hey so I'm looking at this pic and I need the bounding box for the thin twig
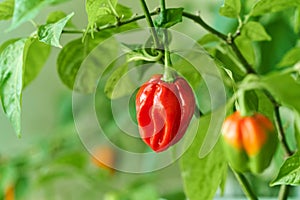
[62,10,159,34]
[262,90,293,156]
[182,11,227,40]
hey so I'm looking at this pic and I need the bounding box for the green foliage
[278,47,300,67]
[104,63,136,99]
[180,111,227,200]
[38,12,74,48]
[85,0,118,36]
[294,111,300,150]
[8,0,70,30]
[0,37,50,136]
[46,10,75,27]
[219,0,241,18]
[0,39,26,136]
[257,16,298,74]
[0,0,14,21]
[295,7,300,33]
[251,0,300,16]
[271,151,300,186]
[56,32,116,93]
[23,37,51,87]
[235,36,256,65]
[262,72,300,113]
[154,8,184,28]
[241,21,271,42]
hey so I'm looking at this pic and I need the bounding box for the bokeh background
[0,0,299,199]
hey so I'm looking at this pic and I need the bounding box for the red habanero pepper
[136,74,196,152]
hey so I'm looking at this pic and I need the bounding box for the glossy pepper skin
[136,74,196,152]
[221,111,278,173]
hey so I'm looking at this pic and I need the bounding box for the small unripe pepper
[221,111,278,173]
[136,74,196,152]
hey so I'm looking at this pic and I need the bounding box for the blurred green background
[0,0,299,199]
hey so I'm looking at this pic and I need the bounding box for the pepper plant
[1,0,300,199]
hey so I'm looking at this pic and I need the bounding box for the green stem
[163,44,175,82]
[62,10,159,34]
[273,102,293,156]
[160,0,166,12]
[108,0,119,19]
[232,170,259,200]
[278,185,290,200]
[182,11,227,40]
[160,0,175,82]
[139,0,161,48]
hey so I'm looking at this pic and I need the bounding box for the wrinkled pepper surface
[221,111,278,173]
[136,74,196,152]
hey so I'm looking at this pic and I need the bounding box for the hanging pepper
[221,111,278,173]
[136,74,196,152]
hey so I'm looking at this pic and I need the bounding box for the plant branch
[182,11,255,74]
[262,90,293,156]
[274,105,294,156]
[139,0,161,48]
[62,10,159,34]
[182,11,227,41]
[232,169,258,200]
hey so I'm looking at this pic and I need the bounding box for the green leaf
[279,107,298,152]
[241,21,271,41]
[154,8,183,28]
[180,111,227,200]
[104,64,136,99]
[214,45,246,81]
[277,47,300,67]
[219,0,241,18]
[295,7,300,33]
[198,33,220,47]
[251,0,300,16]
[46,10,75,28]
[23,38,51,87]
[271,151,300,186]
[8,0,70,30]
[257,17,298,74]
[0,39,26,136]
[0,38,19,53]
[85,0,118,36]
[57,32,117,93]
[262,72,300,113]
[38,12,74,48]
[0,0,14,21]
[234,36,255,65]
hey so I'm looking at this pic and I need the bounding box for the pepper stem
[163,46,175,82]
[160,0,176,83]
[239,90,255,117]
